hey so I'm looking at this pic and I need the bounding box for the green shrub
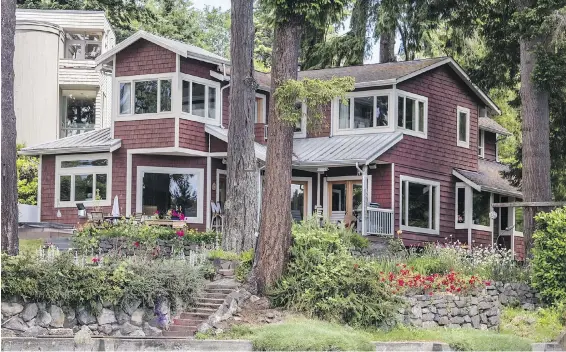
[270,222,402,327]
[207,249,240,261]
[1,252,205,313]
[235,249,254,282]
[532,207,566,304]
[500,306,564,342]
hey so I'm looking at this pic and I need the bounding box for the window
[478,129,485,157]
[400,176,440,234]
[254,94,267,123]
[137,167,204,223]
[59,89,96,137]
[336,91,390,133]
[55,154,111,207]
[294,102,307,138]
[397,91,427,136]
[457,106,470,148]
[64,32,102,60]
[456,184,467,226]
[472,190,491,227]
[181,78,218,120]
[119,78,171,115]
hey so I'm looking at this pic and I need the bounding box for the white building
[15,9,116,146]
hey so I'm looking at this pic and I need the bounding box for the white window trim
[472,190,493,232]
[454,182,493,232]
[136,166,205,224]
[291,176,313,219]
[216,169,227,203]
[255,93,267,124]
[332,89,395,136]
[511,198,524,237]
[322,175,373,219]
[396,89,428,139]
[399,175,440,235]
[55,153,112,208]
[478,129,485,158]
[294,103,307,138]
[457,106,471,148]
[179,73,222,125]
[115,73,176,121]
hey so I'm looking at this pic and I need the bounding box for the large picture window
[137,167,204,223]
[181,78,218,121]
[119,78,172,115]
[400,176,440,234]
[337,92,390,132]
[60,89,96,137]
[55,154,111,207]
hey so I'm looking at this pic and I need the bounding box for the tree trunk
[2,0,19,255]
[254,16,302,294]
[223,0,257,253]
[518,34,552,258]
[379,29,396,63]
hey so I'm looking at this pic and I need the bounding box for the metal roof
[479,117,511,136]
[293,132,403,167]
[96,31,230,66]
[204,125,268,161]
[453,160,522,198]
[19,128,121,155]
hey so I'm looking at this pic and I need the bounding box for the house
[14,9,115,146]
[20,31,525,259]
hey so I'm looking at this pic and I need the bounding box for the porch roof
[19,128,122,155]
[453,160,522,198]
[204,125,270,161]
[478,117,511,136]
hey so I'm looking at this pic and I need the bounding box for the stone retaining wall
[97,238,211,256]
[493,281,540,310]
[1,296,184,338]
[400,289,500,330]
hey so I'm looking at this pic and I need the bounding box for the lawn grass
[370,326,534,351]
[500,306,564,342]
[19,239,43,255]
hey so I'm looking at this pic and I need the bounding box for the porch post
[361,165,368,236]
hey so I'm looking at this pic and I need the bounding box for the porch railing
[366,207,394,236]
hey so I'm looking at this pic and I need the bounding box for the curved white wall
[15,21,64,146]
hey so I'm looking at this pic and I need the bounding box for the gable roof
[19,128,121,155]
[453,160,522,198]
[479,117,511,136]
[299,57,500,114]
[96,31,230,67]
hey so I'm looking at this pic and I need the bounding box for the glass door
[291,181,308,222]
[328,180,363,228]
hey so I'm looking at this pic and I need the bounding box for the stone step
[201,292,229,299]
[189,307,216,315]
[218,269,234,276]
[196,298,225,305]
[180,312,211,320]
[162,329,195,337]
[205,283,238,290]
[172,318,200,327]
[195,302,222,310]
[204,288,234,295]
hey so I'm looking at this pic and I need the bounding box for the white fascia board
[364,133,403,165]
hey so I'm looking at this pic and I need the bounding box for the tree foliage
[16,144,38,206]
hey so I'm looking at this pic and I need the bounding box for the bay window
[119,78,172,115]
[397,91,427,137]
[400,176,440,234]
[55,154,111,207]
[457,106,470,148]
[181,77,218,121]
[335,91,391,134]
[136,166,204,223]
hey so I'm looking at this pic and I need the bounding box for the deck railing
[366,207,394,236]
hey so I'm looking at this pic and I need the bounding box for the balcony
[59,59,99,86]
[366,207,394,236]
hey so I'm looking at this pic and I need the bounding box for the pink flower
[172,210,178,217]
[178,213,185,221]
[134,241,140,248]
[176,230,184,237]
[92,257,100,263]
[154,211,160,215]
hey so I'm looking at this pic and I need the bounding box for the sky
[191,0,383,63]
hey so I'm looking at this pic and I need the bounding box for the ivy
[274,77,354,132]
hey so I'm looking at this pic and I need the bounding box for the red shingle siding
[180,57,217,80]
[114,119,175,149]
[179,119,207,151]
[222,88,230,127]
[40,155,112,225]
[514,236,525,261]
[115,39,176,77]
[307,103,332,138]
[131,155,208,231]
[255,123,267,144]
[483,131,497,162]
[370,164,392,209]
[210,136,227,153]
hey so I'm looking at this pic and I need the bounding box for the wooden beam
[491,201,566,208]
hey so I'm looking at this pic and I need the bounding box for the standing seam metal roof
[19,128,121,155]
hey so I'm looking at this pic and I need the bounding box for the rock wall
[97,238,210,256]
[1,296,182,338]
[400,289,500,330]
[493,282,540,310]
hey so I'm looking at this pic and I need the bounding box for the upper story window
[119,78,172,115]
[400,175,440,235]
[336,91,390,135]
[55,153,111,208]
[65,32,102,60]
[255,94,267,123]
[182,78,217,120]
[457,106,470,148]
[294,102,307,138]
[397,90,427,137]
[60,89,96,138]
[478,129,485,157]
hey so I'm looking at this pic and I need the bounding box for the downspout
[206,135,212,230]
[356,162,367,236]
[220,83,230,128]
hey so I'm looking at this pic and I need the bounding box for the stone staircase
[163,276,237,337]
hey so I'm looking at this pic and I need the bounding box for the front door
[327,180,363,228]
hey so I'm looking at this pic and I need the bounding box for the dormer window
[65,32,102,60]
[397,90,427,138]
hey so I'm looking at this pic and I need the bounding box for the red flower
[178,213,185,221]
[398,279,405,286]
[92,257,100,263]
[484,281,491,286]
[429,292,433,296]
[134,241,140,248]
[176,230,184,237]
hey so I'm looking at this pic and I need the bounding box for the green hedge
[532,207,566,304]
[1,252,205,313]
